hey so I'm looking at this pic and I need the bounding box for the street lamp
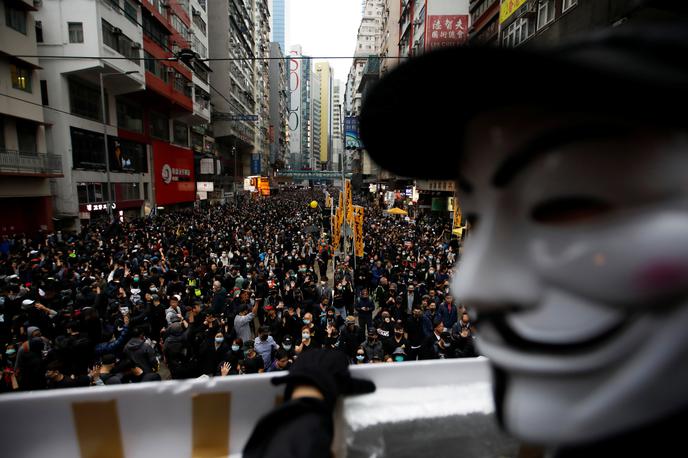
[99,70,139,219]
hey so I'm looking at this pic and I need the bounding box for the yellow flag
[345,179,353,224]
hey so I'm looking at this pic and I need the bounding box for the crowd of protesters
[0,188,475,392]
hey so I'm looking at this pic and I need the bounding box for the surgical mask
[302,333,310,340]
[394,355,404,362]
[356,355,365,361]
[231,345,240,352]
[283,344,292,351]
[303,319,310,325]
[443,342,451,348]
[5,349,16,357]
[215,337,224,343]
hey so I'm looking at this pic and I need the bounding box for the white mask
[452,108,688,446]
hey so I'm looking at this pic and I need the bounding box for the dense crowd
[0,188,474,392]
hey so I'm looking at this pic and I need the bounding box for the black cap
[360,19,688,179]
[367,328,377,336]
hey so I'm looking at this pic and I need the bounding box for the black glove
[271,349,376,410]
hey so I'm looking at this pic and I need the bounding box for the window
[40,80,49,105]
[102,19,141,63]
[502,17,532,47]
[116,98,144,133]
[69,78,103,121]
[150,112,169,140]
[71,127,106,169]
[114,182,140,201]
[68,22,84,43]
[562,0,577,12]
[144,51,169,82]
[5,5,26,34]
[143,12,169,49]
[123,0,138,24]
[16,121,36,153]
[171,13,188,39]
[10,65,31,92]
[109,137,148,172]
[77,183,111,204]
[173,120,188,146]
[192,8,206,35]
[537,0,555,30]
[174,71,192,98]
[35,21,43,42]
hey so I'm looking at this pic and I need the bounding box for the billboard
[500,0,527,24]
[153,141,195,205]
[344,116,361,150]
[288,47,302,161]
[425,15,469,49]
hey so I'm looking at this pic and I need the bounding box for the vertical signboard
[344,116,361,150]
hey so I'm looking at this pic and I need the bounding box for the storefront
[153,141,195,208]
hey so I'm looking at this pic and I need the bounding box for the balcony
[0,150,63,177]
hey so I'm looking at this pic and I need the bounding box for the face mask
[215,337,224,344]
[231,345,240,352]
[283,344,292,351]
[394,355,404,362]
[443,342,451,348]
[303,319,310,325]
[302,333,310,340]
[356,355,365,361]
[5,349,16,357]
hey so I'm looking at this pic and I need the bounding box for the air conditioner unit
[193,10,201,17]
[131,42,142,50]
[113,27,123,35]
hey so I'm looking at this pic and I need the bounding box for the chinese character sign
[425,15,469,49]
[499,0,527,24]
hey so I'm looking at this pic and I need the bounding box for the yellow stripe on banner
[192,392,231,458]
[72,400,124,458]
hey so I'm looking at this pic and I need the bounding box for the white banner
[0,359,493,457]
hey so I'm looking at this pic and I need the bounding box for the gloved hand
[271,349,376,410]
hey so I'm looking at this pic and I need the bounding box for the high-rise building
[287,45,311,169]
[313,62,332,170]
[399,0,470,58]
[268,0,286,51]
[380,0,401,76]
[0,0,61,235]
[208,0,258,193]
[469,0,499,45]
[331,80,344,172]
[254,0,271,175]
[268,42,289,170]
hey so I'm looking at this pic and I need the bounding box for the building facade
[254,0,271,175]
[380,0,401,76]
[35,0,211,229]
[268,0,285,51]
[469,0,499,45]
[287,44,311,170]
[0,0,60,235]
[331,79,344,172]
[399,0,470,58]
[268,42,288,170]
[208,0,257,195]
[313,62,332,170]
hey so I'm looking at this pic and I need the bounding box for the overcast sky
[285,0,363,82]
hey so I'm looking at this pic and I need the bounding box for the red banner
[425,15,469,49]
[153,141,195,205]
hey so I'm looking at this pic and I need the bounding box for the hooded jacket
[124,337,157,373]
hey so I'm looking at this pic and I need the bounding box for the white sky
[285,0,363,82]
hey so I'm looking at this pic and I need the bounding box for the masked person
[357,9,688,456]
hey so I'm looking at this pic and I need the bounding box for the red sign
[153,141,195,205]
[425,15,469,49]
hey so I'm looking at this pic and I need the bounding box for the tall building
[35,0,209,230]
[380,0,401,76]
[313,62,332,170]
[0,0,61,235]
[268,42,289,170]
[268,0,286,51]
[254,0,271,175]
[331,79,344,172]
[310,71,320,171]
[208,0,257,193]
[345,0,384,178]
[287,45,312,169]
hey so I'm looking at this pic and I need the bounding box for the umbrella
[385,207,408,216]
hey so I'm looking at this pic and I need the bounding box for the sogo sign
[153,141,195,205]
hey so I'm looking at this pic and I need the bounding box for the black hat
[283,335,293,344]
[360,18,688,179]
[367,328,377,337]
[433,318,443,328]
